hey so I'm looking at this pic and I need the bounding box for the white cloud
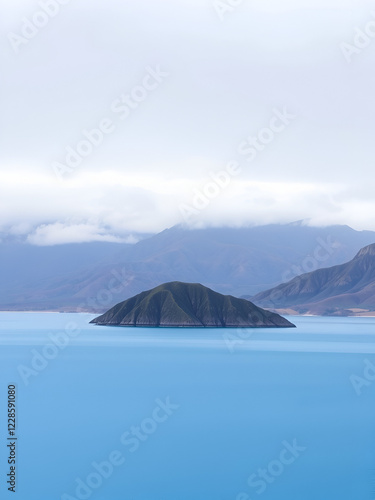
[26,222,134,246]
[0,169,374,244]
[1,0,374,242]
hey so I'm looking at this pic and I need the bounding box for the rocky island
[90,281,295,327]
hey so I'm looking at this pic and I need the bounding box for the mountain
[252,243,375,316]
[0,240,134,311]
[90,281,295,328]
[2,222,375,311]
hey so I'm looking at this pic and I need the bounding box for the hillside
[2,223,375,311]
[252,243,375,316]
[90,281,295,327]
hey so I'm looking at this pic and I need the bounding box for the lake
[0,312,375,500]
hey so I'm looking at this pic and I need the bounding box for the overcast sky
[1,0,374,244]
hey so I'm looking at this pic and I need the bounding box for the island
[90,281,295,328]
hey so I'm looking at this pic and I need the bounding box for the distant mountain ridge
[252,243,375,316]
[2,223,375,312]
[90,281,295,328]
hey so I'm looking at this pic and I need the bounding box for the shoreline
[1,310,375,318]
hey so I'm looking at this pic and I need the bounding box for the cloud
[0,169,374,245]
[26,222,138,246]
[1,1,374,242]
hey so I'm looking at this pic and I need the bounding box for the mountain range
[1,222,375,312]
[252,243,375,316]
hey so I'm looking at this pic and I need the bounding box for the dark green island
[90,281,295,328]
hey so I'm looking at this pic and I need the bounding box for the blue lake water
[1,312,375,500]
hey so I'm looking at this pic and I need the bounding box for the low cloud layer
[1,170,374,245]
[26,222,139,246]
[1,0,374,244]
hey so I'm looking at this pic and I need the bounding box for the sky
[1,0,375,244]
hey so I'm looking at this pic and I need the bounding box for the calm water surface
[0,312,375,500]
